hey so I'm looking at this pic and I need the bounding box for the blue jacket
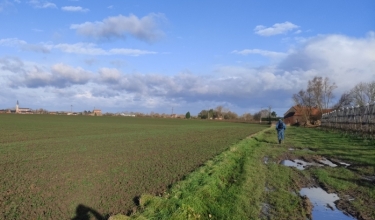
[276,121,286,131]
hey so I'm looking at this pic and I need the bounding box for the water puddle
[319,158,337,167]
[338,162,351,167]
[280,159,323,170]
[300,187,355,220]
[281,157,352,170]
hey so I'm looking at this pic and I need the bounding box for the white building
[15,100,32,114]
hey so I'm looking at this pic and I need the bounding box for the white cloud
[70,13,166,42]
[34,63,90,88]
[231,49,287,59]
[254,21,299,36]
[61,6,89,12]
[98,68,122,84]
[28,0,57,8]
[0,38,27,46]
[279,32,375,93]
[109,48,156,56]
[1,33,374,114]
[52,43,157,56]
[52,43,106,55]
[0,59,93,88]
[0,39,157,56]
[0,38,50,53]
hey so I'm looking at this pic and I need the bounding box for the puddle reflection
[280,159,323,170]
[319,158,337,167]
[300,187,355,220]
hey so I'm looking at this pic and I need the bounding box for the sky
[0,0,374,116]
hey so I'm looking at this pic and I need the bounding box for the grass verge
[112,128,309,219]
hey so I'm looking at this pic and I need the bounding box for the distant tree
[293,76,336,124]
[349,81,375,106]
[223,111,238,120]
[241,113,253,121]
[307,76,337,113]
[208,109,214,119]
[253,112,261,121]
[185,111,191,119]
[198,110,208,119]
[271,111,277,117]
[333,92,353,110]
[215,105,224,119]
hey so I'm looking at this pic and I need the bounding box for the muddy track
[274,150,370,220]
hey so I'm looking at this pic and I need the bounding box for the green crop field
[0,114,267,219]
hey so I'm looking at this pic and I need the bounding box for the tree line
[292,76,375,123]
[196,106,277,121]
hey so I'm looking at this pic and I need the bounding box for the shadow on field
[71,204,106,220]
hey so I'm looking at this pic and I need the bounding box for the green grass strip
[110,128,310,220]
[112,134,267,219]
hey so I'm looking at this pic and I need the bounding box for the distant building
[283,105,332,125]
[14,100,32,114]
[0,109,9,114]
[92,109,102,116]
[120,113,136,117]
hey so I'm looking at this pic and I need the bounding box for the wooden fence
[321,102,375,138]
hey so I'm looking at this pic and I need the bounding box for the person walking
[276,119,286,144]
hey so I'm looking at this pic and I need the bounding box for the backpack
[277,121,284,129]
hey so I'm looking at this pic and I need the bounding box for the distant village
[0,101,104,116]
[0,100,189,118]
[0,100,332,125]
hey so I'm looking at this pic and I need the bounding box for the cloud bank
[70,13,167,42]
[1,33,374,113]
[0,39,157,56]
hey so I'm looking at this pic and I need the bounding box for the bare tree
[321,77,337,110]
[333,92,353,110]
[215,105,224,119]
[309,76,337,113]
[364,81,375,104]
[350,82,367,106]
[241,113,253,121]
[292,89,314,123]
[293,76,337,124]
[253,112,261,121]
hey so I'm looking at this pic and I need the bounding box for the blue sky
[0,0,374,116]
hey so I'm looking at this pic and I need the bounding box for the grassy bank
[114,126,375,219]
